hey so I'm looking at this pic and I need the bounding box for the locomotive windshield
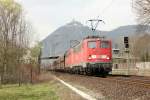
[100,41,109,48]
[88,41,96,48]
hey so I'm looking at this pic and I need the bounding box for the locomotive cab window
[100,41,109,48]
[88,41,96,48]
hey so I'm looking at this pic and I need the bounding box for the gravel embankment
[54,72,150,100]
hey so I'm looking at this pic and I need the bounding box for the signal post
[124,36,130,76]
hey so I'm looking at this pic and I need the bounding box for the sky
[15,0,137,41]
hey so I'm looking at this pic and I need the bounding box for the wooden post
[30,66,33,84]
[0,75,2,88]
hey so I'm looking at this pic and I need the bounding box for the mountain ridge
[41,21,150,60]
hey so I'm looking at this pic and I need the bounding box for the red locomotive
[53,35,112,76]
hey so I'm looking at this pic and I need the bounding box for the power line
[86,0,116,31]
[97,0,116,19]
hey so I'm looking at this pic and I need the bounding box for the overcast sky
[16,0,137,41]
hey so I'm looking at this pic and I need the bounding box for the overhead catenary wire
[86,0,116,33]
[97,0,116,19]
[86,0,116,23]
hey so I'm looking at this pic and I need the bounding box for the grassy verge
[0,82,58,100]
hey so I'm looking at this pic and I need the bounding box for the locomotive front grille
[87,62,112,72]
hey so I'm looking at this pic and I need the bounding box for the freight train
[52,35,112,76]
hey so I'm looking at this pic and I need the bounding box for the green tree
[30,42,42,63]
[30,42,42,75]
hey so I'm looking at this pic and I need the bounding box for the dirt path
[39,72,85,100]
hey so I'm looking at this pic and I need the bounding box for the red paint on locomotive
[65,36,112,69]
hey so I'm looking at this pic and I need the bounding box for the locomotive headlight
[88,55,97,59]
[99,55,110,60]
[99,55,107,59]
[91,55,97,59]
[106,57,110,60]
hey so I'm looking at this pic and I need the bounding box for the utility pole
[124,36,130,76]
[126,48,130,76]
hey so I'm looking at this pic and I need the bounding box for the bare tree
[0,0,30,84]
[133,0,150,25]
[132,0,150,62]
[130,34,150,62]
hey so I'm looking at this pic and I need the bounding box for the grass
[0,82,59,100]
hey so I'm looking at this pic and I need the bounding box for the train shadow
[85,74,133,78]
[49,70,141,78]
[108,74,132,77]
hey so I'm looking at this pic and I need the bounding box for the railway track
[53,72,150,100]
[54,72,150,88]
[103,76,150,88]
